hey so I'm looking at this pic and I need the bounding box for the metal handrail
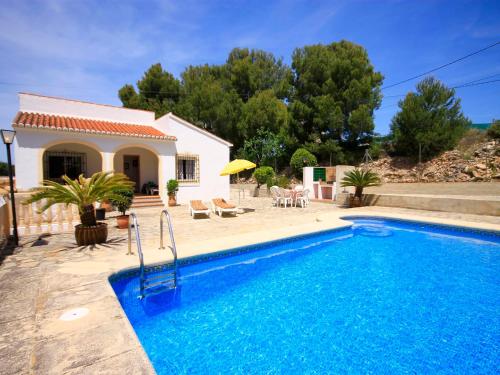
[127,212,146,296]
[159,208,178,285]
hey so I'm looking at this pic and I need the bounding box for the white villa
[12,93,232,204]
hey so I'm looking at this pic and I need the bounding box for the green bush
[253,166,275,187]
[110,188,134,215]
[267,175,290,189]
[487,120,500,140]
[290,148,317,176]
[166,179,179,194]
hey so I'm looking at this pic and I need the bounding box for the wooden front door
[123,155,140,192]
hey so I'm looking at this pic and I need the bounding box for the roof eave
[12,123,177,142]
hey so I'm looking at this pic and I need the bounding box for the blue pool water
[111,218,500,374]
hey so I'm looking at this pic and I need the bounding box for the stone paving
[1,195,499,374]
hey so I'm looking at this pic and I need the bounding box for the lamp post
[1,129,18,246]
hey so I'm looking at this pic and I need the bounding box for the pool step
[141,270,177,298]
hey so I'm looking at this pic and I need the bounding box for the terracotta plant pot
[100,200,113,212]
[75,223,108,246]
[168,193,177,207]
[116,215,130,229]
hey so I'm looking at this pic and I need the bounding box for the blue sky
[0,0,499,162]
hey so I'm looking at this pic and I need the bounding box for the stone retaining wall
[364,193,500,216]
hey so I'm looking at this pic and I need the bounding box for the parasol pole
[237,171,241,205]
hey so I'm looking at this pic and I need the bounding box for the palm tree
[27,172,134,227]
[341,168,381,200]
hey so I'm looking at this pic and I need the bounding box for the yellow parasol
[220,159,256,204]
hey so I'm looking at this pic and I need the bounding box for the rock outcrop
[361,140,499,183]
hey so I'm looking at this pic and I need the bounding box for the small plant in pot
[340,168,381,207]
[167,179,179,206]
[110,188,134,229]
[26,172,134,246]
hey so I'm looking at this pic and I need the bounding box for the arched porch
[42,142,103,183]
[113,146,160,194]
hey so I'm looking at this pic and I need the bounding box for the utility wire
[382,73,500,99]
[381,41,500,90]
[377,78,500,110]
[454,78,500,88]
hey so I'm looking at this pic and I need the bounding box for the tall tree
[176,64,243,148]
[119,63,182,117]
[238,89,289,140]
[289,40,383,147]
[226,48,292,101]
[390,77,470,160]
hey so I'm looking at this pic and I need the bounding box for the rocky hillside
[361,140,499,183]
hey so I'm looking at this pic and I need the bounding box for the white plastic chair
[270,186,281,207]
[280,188,293,208]
[297,188,310,208]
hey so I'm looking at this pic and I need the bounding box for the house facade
[13,93,232,204]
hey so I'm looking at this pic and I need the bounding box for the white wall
[155,113,231,203]
[19,93,155,125]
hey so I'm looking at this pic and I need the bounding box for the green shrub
[267,175,290,189]
[487,120,500,140]
[368,141,383,160]
[253,166,275,187]
[290,148,317,176]
[110,188,134,215]
[166,179,179,194]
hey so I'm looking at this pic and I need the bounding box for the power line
[382,73,500,100]
[381,41,500,90]
[377,78,500,111]
[454,78,500,88]
[452,72,500,86]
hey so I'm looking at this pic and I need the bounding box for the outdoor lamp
[1,129,16,144]
[1,128,18,246]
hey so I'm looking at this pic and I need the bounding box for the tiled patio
[1,195,499,374]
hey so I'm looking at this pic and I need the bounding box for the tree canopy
[390,77,470,160]
[119,63,181,117]
[118,44,474,170]
[289,40,383,147]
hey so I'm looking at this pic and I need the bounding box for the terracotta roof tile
[12,112,176,141]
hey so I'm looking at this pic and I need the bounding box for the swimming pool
[110,217,500,374]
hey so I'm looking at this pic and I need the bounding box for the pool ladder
[128,210,178,299]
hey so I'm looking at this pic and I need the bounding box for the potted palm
[110,188,134,229]
[340,168,381,207]
[167,179,179,206]
[26,172,134,246]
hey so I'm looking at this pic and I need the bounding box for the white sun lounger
[211,198,238,216]
[189,200,210,217]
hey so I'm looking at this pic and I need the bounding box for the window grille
[43,151,87,182]
[176,154,199,183]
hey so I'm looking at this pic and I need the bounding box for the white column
[102,152,114,172]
